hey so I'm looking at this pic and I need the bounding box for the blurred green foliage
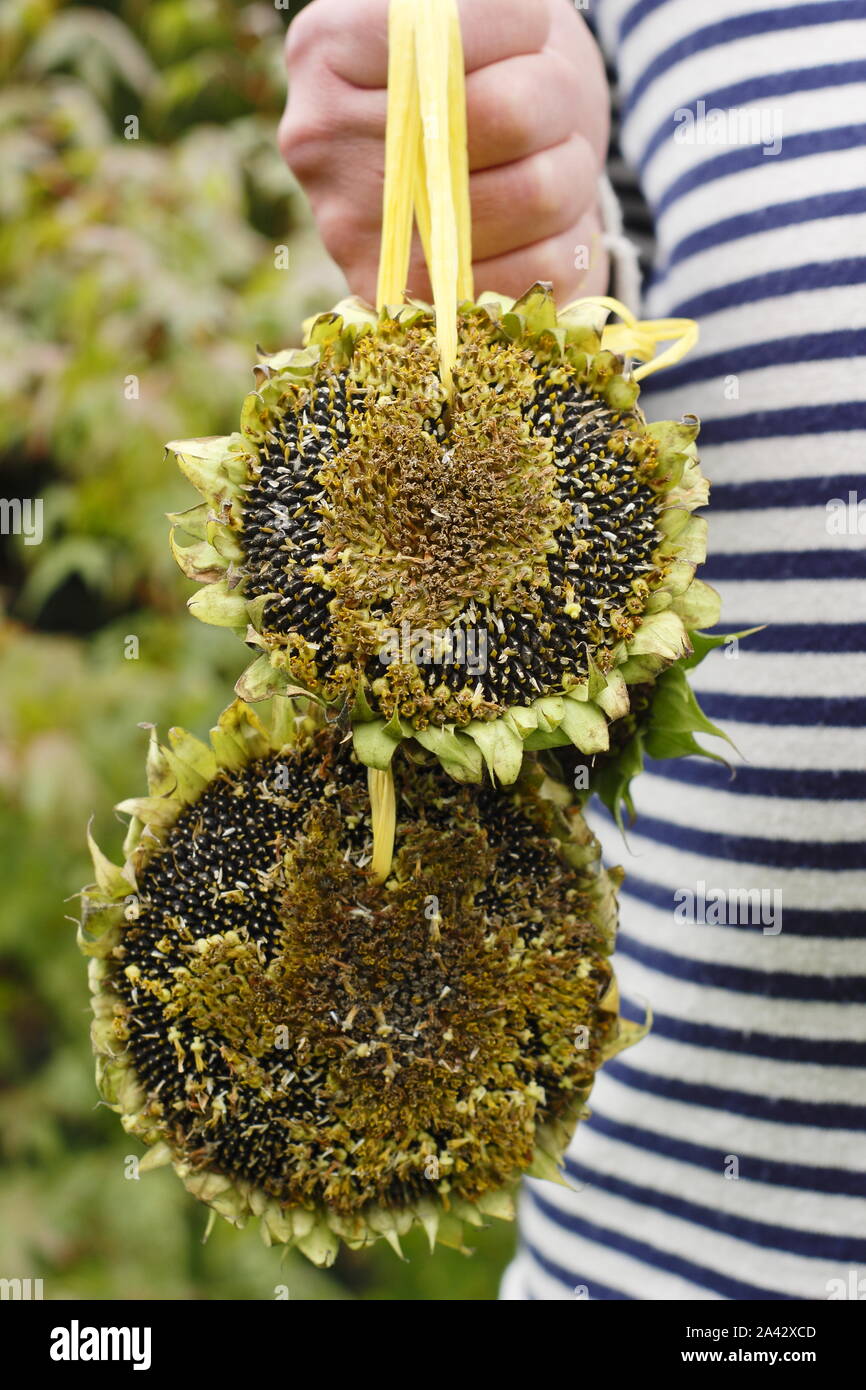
[0,0,514,1300]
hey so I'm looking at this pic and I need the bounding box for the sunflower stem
[368,766,397,883]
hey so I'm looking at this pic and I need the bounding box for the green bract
[167,285,720,787]
[549,628,757,828]
[79,697,642,1264]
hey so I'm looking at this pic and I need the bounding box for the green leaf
[523,728,571,751]
[503,706,539,738]
[587,653,748,832]
[350,683,378,723]
[412,726,483,783]
[235,655,290,703]
[187,580,248,632]
[86,823,129,897]
[166,503,210,542]
[681,626,764,672]
[595,671,629,721]
[558,699,609,755]
[585,654,608,702]
[658,515,708,566]
[352,720,399,771]
[166,435,237,500]
[511,282,557,335]
[627,609,690,664]
[592,734,645,832]
[670,579,721,630]
[534,696,565,733]
[642,664,733,761]
[645,417,700,454]
[169,530,227,582]
[465,718,524,785]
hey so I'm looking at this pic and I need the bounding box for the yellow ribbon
[564,295,699,378]
[376,0,473,393]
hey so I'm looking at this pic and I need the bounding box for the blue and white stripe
[504,0,866,1301]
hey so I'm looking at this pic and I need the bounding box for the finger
[465,51,587,170]
[545,0,609,162]
[282,49,595,187]
[467,133,599,262]
[466,209,609,303]
[280,88,385,217]
[283,39,603,182]
[278,58,360,179]
[333,207,608,331]
[287,0,552,89]
[460,0,553,72]
[292,125,602,300]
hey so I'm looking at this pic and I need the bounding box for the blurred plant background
[0,0,514,1300]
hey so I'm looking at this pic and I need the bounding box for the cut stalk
[368,766,397,884]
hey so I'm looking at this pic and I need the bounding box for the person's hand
[279,0,610,304]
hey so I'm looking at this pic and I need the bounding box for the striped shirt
[502,0,866,1301]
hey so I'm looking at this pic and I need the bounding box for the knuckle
[532,136,596,223]
[285,0,384,74]
[490,67,541,156]
[278,82,351,178]
[283,1,325,70]
[530,233,577,288]
[468,61,538,163]
[522,145,569,225]
[277,109,324,177]
[316,203,363,269]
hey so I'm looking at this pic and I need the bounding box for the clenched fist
[279,0,610,303]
